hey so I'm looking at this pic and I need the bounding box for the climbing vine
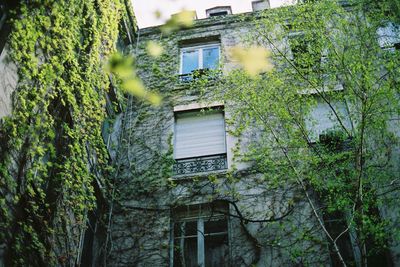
[0,0,128,265]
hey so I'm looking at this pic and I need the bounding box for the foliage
[0,0,126,265]
[229,45,272,77]
[160,10,196,34]
[214,0,400,265]
[107,52,162,105]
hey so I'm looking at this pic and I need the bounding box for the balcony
[173,154,227,176]
[178,68,220,83]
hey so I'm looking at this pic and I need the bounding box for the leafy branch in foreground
[214,0,400,265]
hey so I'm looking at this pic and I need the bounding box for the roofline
[138,10,258,37]
[137,0,353,37]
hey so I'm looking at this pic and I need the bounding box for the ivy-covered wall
[106,12,334,266]
[0,0,136,266]
[1,1,398,266]
[107,1,400,265]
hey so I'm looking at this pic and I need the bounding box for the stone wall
[107,13,334,267]
[0,45,17,119]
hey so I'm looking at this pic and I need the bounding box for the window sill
[171,169,228,181]
[297,82,344,95]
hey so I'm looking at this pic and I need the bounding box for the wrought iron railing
[178,69,221,83]
[173,154,227,176]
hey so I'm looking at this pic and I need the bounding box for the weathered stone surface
[0,46,17,119]
[107,12,333,266]
[107,5,400,267]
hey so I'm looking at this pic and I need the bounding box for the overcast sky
[133,0,290,28]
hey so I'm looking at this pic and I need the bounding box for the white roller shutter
[174,110,226,159]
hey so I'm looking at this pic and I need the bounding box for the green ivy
[0,0,128,265]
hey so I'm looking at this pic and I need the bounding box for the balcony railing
[178,68,220,83]
[173,154,227,176]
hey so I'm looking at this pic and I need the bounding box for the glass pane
[101,120,110,145]
[174,221,198,237]
[205,234,229,267]
[174,237,198,267]
[204,218,229,267]
[182,50,199,74]
[204,218,227,234]
[185,221,198,236]
[174,221,198,267]
[203,47,219,70]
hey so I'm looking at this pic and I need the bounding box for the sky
[133,0,290,28]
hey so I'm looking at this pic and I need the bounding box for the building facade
[107,1,400,266]
[1,0,399,266]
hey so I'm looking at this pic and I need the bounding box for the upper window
[173,108,227,175]
[180,44,220,75]
[206,6,232,18]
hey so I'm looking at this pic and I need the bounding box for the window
[173,108,227,175]
[172,202,230,267]
[377,22,400,50]
[102,82,121,150]
[305,100,352,142]
[323,211,356,266]
[289,35,321,74]
[206,6,232,18]
[209,11,228,17]
[180,44,220,75]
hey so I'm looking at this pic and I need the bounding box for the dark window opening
[209,11,228,17]
[172,202,230,267]
[319,131,352,152]
[289,36,321,74]
[80,186,107,267]
[323,211,356,267]
[364,205,393,267]
[0,1,19,54]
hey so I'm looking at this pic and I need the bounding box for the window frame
[289,36,321,72]
[170,202,231,267]
[173,107,227,160]
[179,43,221,75]
[172,107,228,176]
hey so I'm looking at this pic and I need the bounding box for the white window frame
[179,43,220,75]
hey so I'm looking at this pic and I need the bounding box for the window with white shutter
[173,108,227,175]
